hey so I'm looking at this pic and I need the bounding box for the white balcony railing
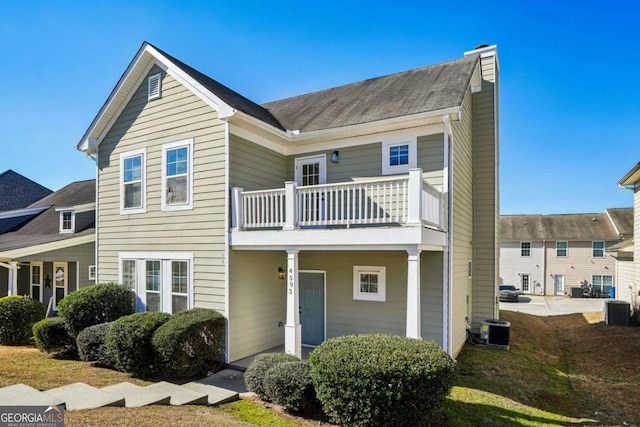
[231,168,443,231]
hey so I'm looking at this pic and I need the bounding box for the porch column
[407,168,424,226]
[285,250,301,357]
[7,262,18,296]
[230,187,243,231]
[283,181,298,231]
[406,249,422,339]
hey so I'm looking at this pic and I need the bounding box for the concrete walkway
[500,295,607,316]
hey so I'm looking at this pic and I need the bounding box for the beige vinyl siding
[499,242,544,294]
[450,85,474,356]
[97,66,228,313]
[17,242,96,289]
[229,134,286,190]
[544,240,617,295]
[228,250,286,362]
[471,54,499,329]
[615,259,635,302]
[417,133,445,188]
[635,188,640,290]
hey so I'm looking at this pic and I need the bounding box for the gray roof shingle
[0,170,52,212]
[501,213,623,242]
[606,208,634,236]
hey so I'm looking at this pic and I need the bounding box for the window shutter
[148,73,161,100]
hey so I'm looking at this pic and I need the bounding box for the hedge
[76,322,113,366]
[152,308,225,377]
[309,334,457,427]
[244,353,300,400]
[32,317,77,357]
[0,296,45,345]
[263,361,320,414]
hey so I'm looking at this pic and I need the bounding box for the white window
[556,241,568,257]
[592,274,613,296]
[119,253,193,314]
[353,266,386,302]
[120,148,146,214]
[59,210,75,233]
[382,137,417,175]
[162,139,193,211]
[592,241,605,258]
[88,265,96,281]
[520,242,531,257]
[148,73,162,100]
[30,262,43,303]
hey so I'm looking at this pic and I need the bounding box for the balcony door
[295,155,327,224]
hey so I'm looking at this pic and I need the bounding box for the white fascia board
[0,234,95,259]
[0,206,49,220]
[54,202,95,213]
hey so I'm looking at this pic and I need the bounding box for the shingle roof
[0,170,52,212]
[262,56,479,132]
[606,208,634,236]
[501,213,621,241]
[0,179,95,252]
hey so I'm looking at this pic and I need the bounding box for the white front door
[521,274,531,294]
[554,275,565,295]
[295,155,326,186]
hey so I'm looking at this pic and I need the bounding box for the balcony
[229,168,447,250]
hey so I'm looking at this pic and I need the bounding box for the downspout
[443,114,454,355]
[542,239,546,295]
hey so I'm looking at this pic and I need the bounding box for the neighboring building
[76,42,500,361]
[614,163,640,303]
[500,209,633,296]
[0,170,53,234]
[0,180,96,312]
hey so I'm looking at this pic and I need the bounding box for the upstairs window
[592,241,605,258]
[162,139,193,211]
[59,210,75,233]
[148,73,162,100]
[556,241,568,257]
[382,137,417,175]
[520,242,531,257]
[120,149,146,214]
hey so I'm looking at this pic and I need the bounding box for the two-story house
[76,42,499,361]
[500,209,632,296]
[615,163,640,303]
[0,180,96,311]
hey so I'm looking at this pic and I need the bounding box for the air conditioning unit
[480,319,510,350]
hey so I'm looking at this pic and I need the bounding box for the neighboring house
[75,42,500,361]
[0,180,96,312]
[500,209,633,296]
[0,170,53,234]
[614,163,640,303]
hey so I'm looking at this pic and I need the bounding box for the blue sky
[1,1,638,214]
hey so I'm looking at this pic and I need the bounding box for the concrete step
[44,382,125,410]
[0,384,65,407]
[181,382,239,406]
[101,382,171,408]
[144,381,208,406]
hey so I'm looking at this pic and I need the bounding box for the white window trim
[120,148,147,215]
[294,154,327,186]
[520,241,532,257]
[118,252,194,313]
[556,241,568,257]
[353,265,386,302]
[88,265,96,281]
[30,262,43,303]
[161,139,194,211]
[382,136,417,175]
[53,262,68,311]
[59,210,75,234]
[592,241,605,258]
[148,72,162,100]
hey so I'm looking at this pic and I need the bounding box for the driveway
[500,295,606,316]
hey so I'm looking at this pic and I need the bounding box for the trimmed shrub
[263,361,321,414]
[309,334,457,427]
[32,317,77,357]
[57,283,135,336]
[0,296,46,345]
[152,308,225,377]
[245,353,300,400]
[77,322,113,366]
[105,312,171,376]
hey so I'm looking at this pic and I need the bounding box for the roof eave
[0,233,95,260]
[618,162,640,187]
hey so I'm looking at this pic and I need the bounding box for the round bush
[309,334,457,427]
[105,312,171,376]
[152,308,225,377]
[0,296,46,345]
[77,322,113,366]
[263,361,321,414]
[57,283,135,336]
[32,317,76,357]
[245,353,300,400]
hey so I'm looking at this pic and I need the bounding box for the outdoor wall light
[331,150,339,163]
[278,267,286,280]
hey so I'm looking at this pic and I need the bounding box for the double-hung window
[520,242,531,257]
[592,241,605,258]
[59,210,75,233]
[353,266,386,302]
[120,148,146,214]
[382,137,417,175]
[556,241,568,257]
[162,139,193,210]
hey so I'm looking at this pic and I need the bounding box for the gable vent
[148,73,162,100]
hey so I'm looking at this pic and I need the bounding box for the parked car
[499,285,520,302]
